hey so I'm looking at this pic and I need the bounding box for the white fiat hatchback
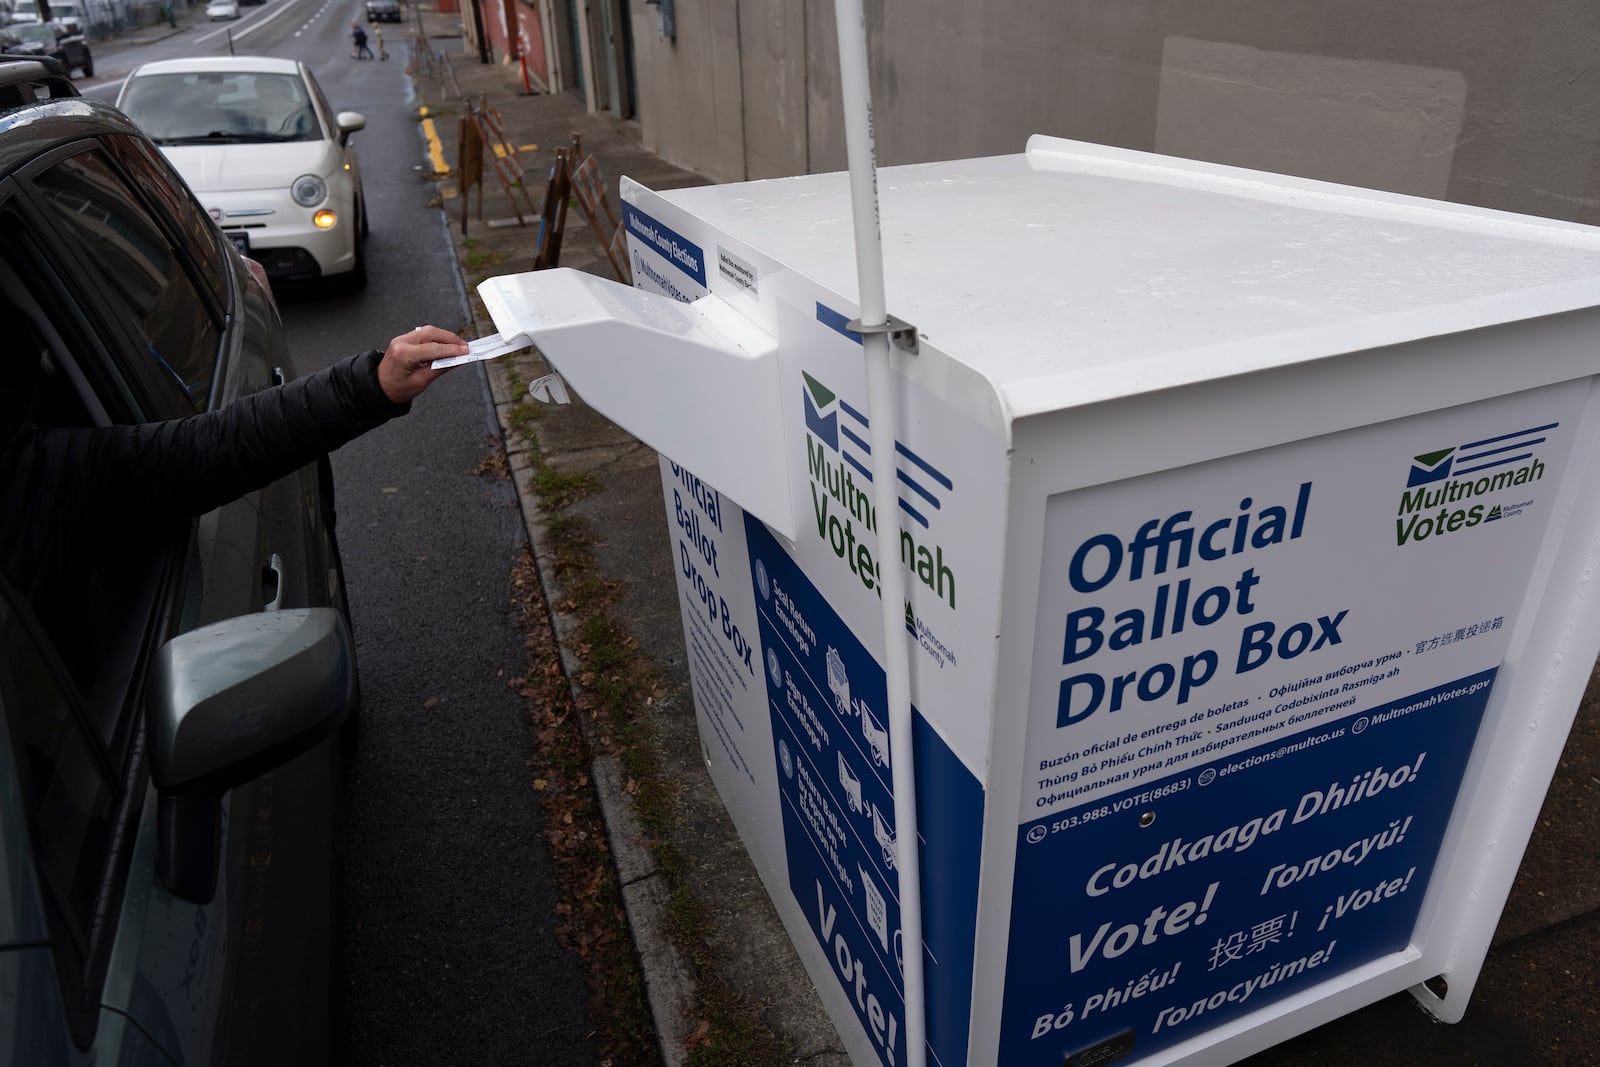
[117,56,369,288]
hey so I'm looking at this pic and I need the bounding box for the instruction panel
[1002,380,1588,1065]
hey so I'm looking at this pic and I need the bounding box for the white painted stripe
[194,0,335,47]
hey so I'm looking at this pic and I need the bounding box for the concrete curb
[485,338,698,1067]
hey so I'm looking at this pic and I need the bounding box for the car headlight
[291,174,328,208]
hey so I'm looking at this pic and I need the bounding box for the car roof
[0,90,148,181]
[0,54,75,113]
[128,55,302,78]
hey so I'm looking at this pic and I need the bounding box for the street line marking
[195,0,329,46]
[421,113,449,173]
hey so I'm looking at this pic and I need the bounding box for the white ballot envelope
[430,331,534,369]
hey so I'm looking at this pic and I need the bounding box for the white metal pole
[831,3,927,1066]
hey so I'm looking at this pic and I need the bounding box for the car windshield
[119,71,321,145]
[15,24,55,42]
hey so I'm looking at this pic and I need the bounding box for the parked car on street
[205,0,239,19]
[0,26,42,54]
[8,0,82,30]
[116,56,369,288]
[11,21,89,76]
[0,54,353,1066]
[364,0,400,22]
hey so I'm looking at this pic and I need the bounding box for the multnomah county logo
[1395,423,1554,545]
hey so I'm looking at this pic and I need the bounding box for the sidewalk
[404,12,1600,1065]
[404,14,852,1066]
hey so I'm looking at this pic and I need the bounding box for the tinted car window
[0,208,176,760]
[103,132,229,327]
[31,148,220,408]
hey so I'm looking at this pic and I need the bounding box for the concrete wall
[480,0,550,90]
[628,0,1600,226]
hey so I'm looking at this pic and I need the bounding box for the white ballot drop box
[478,134,1600,1066]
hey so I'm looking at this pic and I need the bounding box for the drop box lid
[646,135,1600,422]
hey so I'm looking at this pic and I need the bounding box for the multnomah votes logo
[801,370,960,613]
[802,371,955,528]
[1396,422,1554,545]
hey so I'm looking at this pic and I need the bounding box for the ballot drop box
[481,135,1600,1066]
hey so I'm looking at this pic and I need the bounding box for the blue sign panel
[745,517,982,1067]
[1000,670,1495,1064]
[622,201,707,288]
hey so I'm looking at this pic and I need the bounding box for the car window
[0,215,186,1029]
[305,68,338,129]
[102,132,230,327]
[0,206,183,761]
[30,147,221,410]
[119,71,322,145]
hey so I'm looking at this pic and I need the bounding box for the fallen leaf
[681,1019,712,1051]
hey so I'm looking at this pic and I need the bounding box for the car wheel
[80,51,92,77]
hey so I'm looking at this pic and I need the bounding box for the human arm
[15,325,467,524]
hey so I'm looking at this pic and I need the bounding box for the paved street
[81,7,600,1064]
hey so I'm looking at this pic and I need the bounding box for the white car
[9,0,83,26]
[205,0,238,18]
[116,56,369,288]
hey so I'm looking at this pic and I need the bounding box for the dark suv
[0,57,351,1065]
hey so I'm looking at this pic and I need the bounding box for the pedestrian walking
[374,25,388,60]
[351,20,373,60]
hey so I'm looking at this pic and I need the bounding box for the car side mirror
[148,608,355,904]
[335,110,365,144]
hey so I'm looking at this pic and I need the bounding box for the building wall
[479,0,549,90]
[629,0,1600,226]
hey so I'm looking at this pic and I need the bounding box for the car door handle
[262,552,284,611]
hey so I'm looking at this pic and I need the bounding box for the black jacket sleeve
[1,350,408,596]
[83,348,405,520]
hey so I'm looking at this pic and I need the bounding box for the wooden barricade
[408,34,461,98]
[568,153,630,283]
[457,112,484,234]
[454,94,533,231]
[467,97,531,222]
[530,132,631,283]
[441,49,461,99]
[532,147,570,270]
[409,33,437,79]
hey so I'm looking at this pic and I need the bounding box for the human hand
[378,325,469,403]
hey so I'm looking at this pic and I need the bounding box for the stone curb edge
[484,347,698,1067]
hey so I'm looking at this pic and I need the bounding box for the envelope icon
[1408,447,1455,487]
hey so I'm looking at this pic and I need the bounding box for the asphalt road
[89,9,599,1064]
